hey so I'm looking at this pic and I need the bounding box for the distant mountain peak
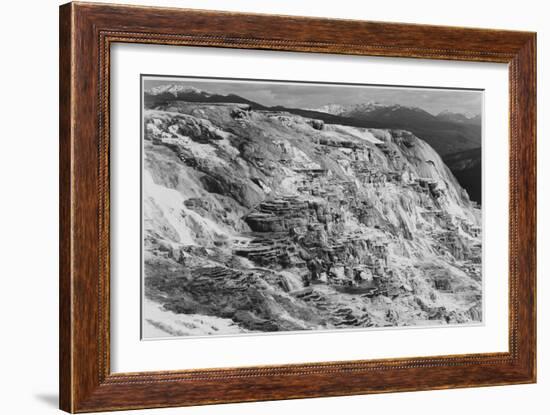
[436,110,481,124]
[144,83,268,109]
[311,102,436,118]
[311,101,386,115]
[146,84,212,97]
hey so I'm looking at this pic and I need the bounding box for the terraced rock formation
[142,90,482,337]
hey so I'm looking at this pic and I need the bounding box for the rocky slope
[146,88,482,199]
[142,94,482,337]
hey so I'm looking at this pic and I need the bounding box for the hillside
[141,98,482,337]
[145,88,482,201]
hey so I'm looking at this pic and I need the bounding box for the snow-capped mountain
[144,84,265,108]
[436,110,481,125]
[147,84,211,97]
[314,103,481,126]
[311,102,388,116]
[313,102,432,118]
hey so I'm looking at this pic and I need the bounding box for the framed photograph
[59,2,536,412]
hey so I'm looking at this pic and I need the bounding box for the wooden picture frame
[59,2,536,412]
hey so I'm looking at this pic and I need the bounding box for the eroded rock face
[142,102,482,337]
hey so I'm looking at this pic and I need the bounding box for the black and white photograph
[141,76,483,339]
[2,0,545,413]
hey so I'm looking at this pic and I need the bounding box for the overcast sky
[144,77,483,116]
